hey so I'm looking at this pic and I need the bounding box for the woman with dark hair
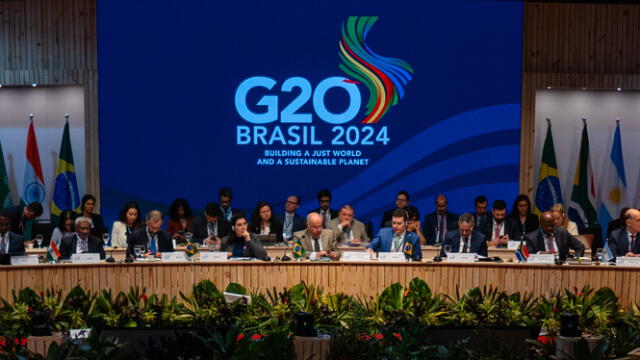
[510,194,539,239]
[166,198,193,241]
[222,214,268,260]
[249,201,283,243]
[51,210,76,245]
[110,201,143,248]
[80,194,105,228]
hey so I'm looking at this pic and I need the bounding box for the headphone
[402,208,410,227]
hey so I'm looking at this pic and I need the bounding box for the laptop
[255,234,278,245]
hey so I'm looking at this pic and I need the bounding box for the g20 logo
[233,16,412,146]
[235,76,361,125]
[234,76,389,146]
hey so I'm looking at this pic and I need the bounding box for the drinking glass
[102,233,110,247]
[596,248,605,262]
[443,244,452,257]
[184,232,193,243]
[35,234,43,248]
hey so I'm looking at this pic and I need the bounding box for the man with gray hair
[292,212,339,259]
[59,216,105,260]
[439,213,487,257]
[328,205,370,245]
[127,210,173,258]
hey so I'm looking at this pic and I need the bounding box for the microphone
[433,239,443,262]
[279,240,292,261]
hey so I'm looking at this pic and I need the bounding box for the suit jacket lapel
[302,232,313,252]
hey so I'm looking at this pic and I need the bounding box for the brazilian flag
[51,120,80,225]
[534,120,563,215]
[403,241,413,258]
[292,237,305,259]
[185,241,199,257]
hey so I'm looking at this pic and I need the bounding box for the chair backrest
[575,234,593,250]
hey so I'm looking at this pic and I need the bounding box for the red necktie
[547,236,555,254]
[494,222,501,239]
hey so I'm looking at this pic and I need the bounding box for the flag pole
[64,113,69,122]
[28,113,34,122]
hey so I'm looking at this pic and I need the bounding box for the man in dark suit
[440,213,487,257]
[218,187,243,222]
[59,217,105,260]
[478,199,518,248]
[367,208,422,260]
[309,189,339,228]
[0,211,25,255]
[423,194,458,245]
[192,202,230,245]
[607,208,640,259]
[5,202,43,239]
[471,195,489,226]
[380,190,410,228]
[606,207,631,241]
[524,211,584,262]
[126,210,173,258]
[275,195,306,242]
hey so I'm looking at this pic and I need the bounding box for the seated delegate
[59,217,105,260]
[367,208,422,261]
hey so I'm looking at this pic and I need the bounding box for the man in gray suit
[328,205,369,246]
[292,212,339,259]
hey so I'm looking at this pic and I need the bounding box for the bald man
[607,208,640,259]
[292,212,339,259]
[524,211,584,261]
[423,194,458,245]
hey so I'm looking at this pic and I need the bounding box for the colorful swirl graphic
[339,16,414,124]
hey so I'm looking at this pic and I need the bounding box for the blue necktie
[149,235,157,254]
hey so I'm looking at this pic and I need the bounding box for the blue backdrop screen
[97,0,522,229]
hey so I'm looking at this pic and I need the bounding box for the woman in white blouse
[550,203,579,236]
[110,201,143,248]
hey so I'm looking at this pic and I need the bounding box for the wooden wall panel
[0,0,100,207]
[521,2,640,195]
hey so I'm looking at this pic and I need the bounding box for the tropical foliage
[0,279,639,359]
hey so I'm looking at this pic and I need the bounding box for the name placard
[377,252,407,262]
[447,253,476,263]
[616,256,640,267]
[527,254,556,264]
[340,251,371,262]
[200,252,228,262]
[507,241,520,250]
[70,328,92,339]
[70,253,101,264]
[162,252,190,263]
[11,255,40,266]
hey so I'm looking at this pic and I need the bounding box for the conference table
[25,245,590,262]
[5,249,638,307]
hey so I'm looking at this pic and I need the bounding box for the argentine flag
[598,121,627,239]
